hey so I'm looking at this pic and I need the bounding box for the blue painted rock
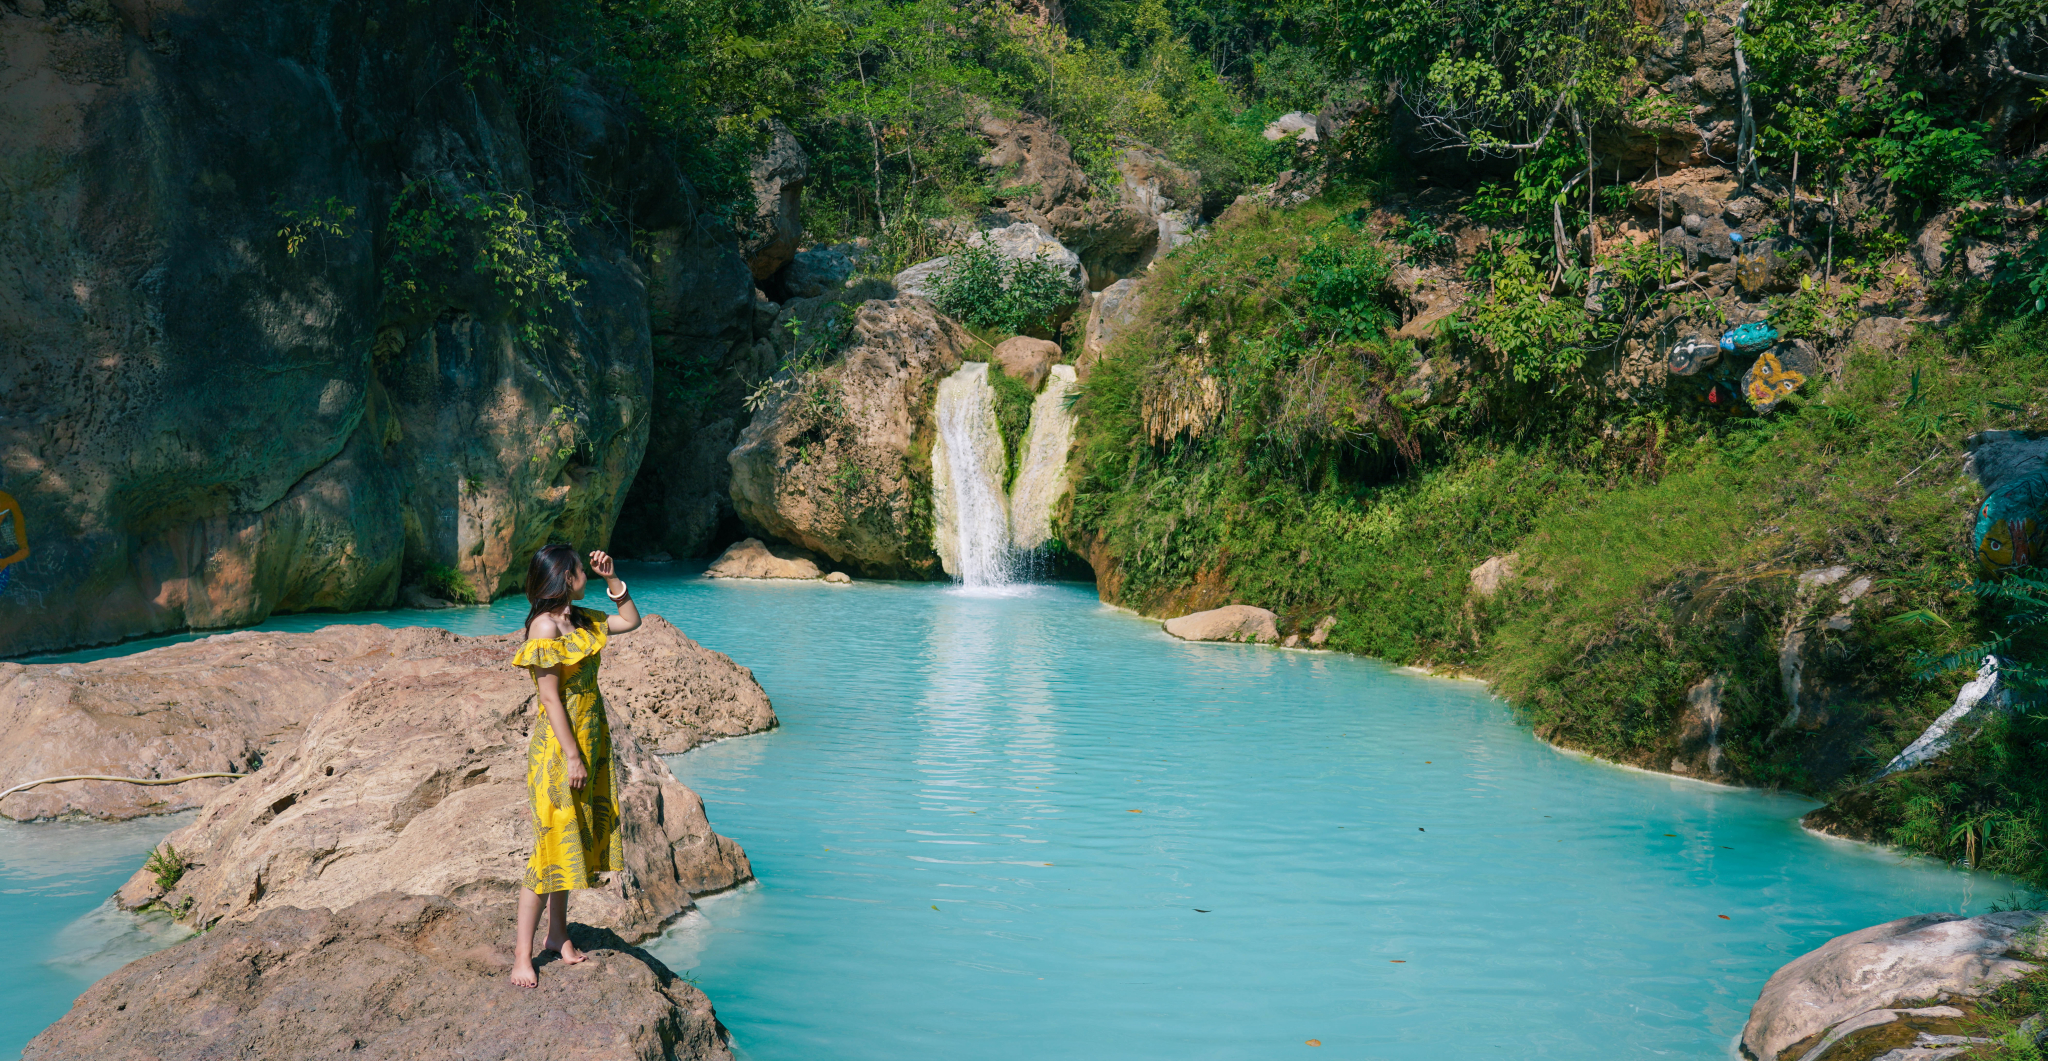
[1721,321,1780,353]
[1966,431,2048,578]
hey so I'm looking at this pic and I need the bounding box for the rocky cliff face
[728,298,968,577]
[0,0,756,657]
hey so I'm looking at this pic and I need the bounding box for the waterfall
[931,363,1015,587]
[1010,365,1079,552]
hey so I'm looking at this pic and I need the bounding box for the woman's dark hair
[523,543,593,636]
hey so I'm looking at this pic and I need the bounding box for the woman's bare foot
[510,959,538,988]
[542,933,587,965]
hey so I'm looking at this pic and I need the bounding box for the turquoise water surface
[7,566,2012,1058]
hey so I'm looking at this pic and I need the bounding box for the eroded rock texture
[25,893,733,1061]
[728,298,968,577]
[107,620,770,941]
[0,1,758,657]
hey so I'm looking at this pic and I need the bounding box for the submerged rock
[106,620,770,941]
[1164,605,1281,644]
[705,538,824,580]
[1742,911,2048,1061]
[25,893,732,1061]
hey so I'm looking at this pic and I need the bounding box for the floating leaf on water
[1719,915,1731,920]
[1306,1040,1322,1047]
[1128,809,1142,813]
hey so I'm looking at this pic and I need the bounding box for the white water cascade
[931,363,1016,587]
[930,361,1082,588]
[1010,364,1079,551]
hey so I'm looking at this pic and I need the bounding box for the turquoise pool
[7,567,2010,1058]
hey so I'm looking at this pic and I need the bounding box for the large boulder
[1741,911,2048,1061]
[1163,605,1281,644]
[736,120,808,280]
[993,336,1060,392]
[25,893,732,1061]
[108,620,768,943]
[705,537,823,580]
[0,625,480,822]
[728,298,969,577]
[0,0,695,657]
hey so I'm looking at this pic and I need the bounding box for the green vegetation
[420,564,482,606]
[929,244,1076,335]
[383,179,584,346]
[1065,162,2048,879]
[144,843,187,892]
[988,362,1037,489]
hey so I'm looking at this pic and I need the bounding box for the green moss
[988,362,1036,490]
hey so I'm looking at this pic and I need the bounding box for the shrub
[421,563,482,605]
[144,843,187,891]
[928,242,1074,334]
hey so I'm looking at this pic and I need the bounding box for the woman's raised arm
[588,550,640,634]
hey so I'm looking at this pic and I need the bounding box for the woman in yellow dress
[508,543,640,988]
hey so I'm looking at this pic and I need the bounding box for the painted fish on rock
[1965,431,2048,578]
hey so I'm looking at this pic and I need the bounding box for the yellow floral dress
[511,606,622,894]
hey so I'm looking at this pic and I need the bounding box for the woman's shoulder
[526,612,566,640]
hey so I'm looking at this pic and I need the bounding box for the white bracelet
[607,580,629,601]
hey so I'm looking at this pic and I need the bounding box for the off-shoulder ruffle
[511,607,609,669]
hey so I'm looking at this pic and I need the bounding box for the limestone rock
[109,620,768,942]
[1308,615,1339,647]
[737,120,808,280]
[823,571,852,584]
[1396,297,1463,344]
[1263,112,1320,141]
[1850,316,1915,355]
[1874,656,2010,780]
[1164,605,1281,644]
[24,893,732,1061]
[611,218,769,563]
[400,584,457,610]
[704,537,823,580]
[728,298,968,577]
[1737,243,1817,295]
[0,1,688,656]
[0,627,470,822]
[1081,278,1146,379]
[1469,555,1518,599]
[1742,911,2048,1061]
[778,243,861,299]
[970,111,1195,284]
[993,336,1060,392]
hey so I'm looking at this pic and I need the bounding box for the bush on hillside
[929,243,1075,335]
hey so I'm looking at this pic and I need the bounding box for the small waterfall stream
[931,361,1080,588]
[1010,365,1079,552]
[931,363,1016,587]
